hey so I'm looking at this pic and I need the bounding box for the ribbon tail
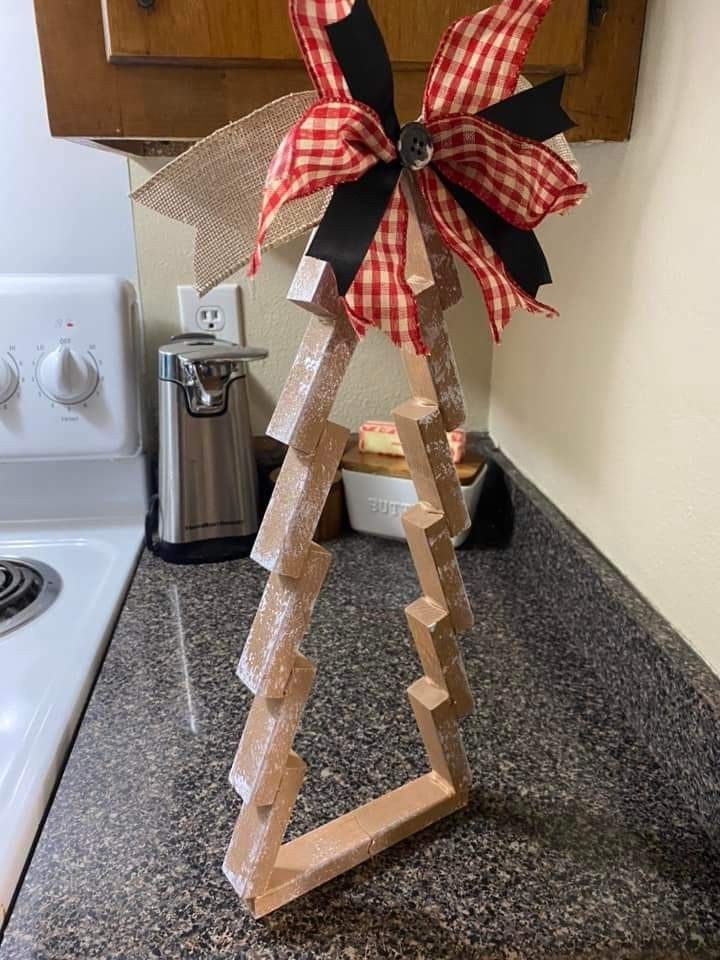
[432,167,551,299]
[417,168,557,343]
[342,181,425,354]
[308,160,402,296]
[479,75,574,143]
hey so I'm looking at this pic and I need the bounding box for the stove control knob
[37,346,97,403]
[0,356,18,404]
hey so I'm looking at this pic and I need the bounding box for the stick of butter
[359,420,466,463]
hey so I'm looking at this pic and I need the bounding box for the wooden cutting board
[341,442,484,487]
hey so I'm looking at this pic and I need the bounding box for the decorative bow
[249,0,587,353]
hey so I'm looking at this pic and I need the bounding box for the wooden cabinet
[33,0,647,155]
[100,0,588,73]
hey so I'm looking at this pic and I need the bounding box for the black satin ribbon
[309,161,402,296]
[308,0,401,291]
[479,74,574,143]
[309,0,575,299]
[325,0,400,141]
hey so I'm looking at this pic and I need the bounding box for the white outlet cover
[177,284,245,345]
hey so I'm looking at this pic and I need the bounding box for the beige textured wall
[129,159,493,443]
[490,0,720,674]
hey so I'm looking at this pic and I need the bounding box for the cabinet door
[35,0,647,147]
[100,0,588,74]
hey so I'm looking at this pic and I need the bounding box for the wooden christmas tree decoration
[132,0,587,921]
[223,177,475,917]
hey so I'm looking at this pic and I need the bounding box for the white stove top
[0,520,144,921]
[0,275,148,926]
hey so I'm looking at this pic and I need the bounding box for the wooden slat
[237,543,331,698]
[407,678,472,800]
[266,312,358,455]
[33,0,645,147]
[249,773,458,917]
[393,400,471,539]
[401,504,474,634]
[230,654,315,806]
[251,420,349,578]
[100,0,587,74]
[249,810,371,918]
[223,752,306,899]
[353,773,459,857]
[405,597,475,719]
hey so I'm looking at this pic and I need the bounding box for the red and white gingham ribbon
[250,0,587,353]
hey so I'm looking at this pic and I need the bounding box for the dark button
[397,122,434,171]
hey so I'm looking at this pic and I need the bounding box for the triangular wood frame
[223,175,476,918]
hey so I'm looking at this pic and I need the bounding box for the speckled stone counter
[3,457,720,959]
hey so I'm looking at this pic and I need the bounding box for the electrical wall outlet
[177,284,245,345]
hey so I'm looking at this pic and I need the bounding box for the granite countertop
[2,525,720,959]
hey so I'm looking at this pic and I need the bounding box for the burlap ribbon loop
[131,91,329,296]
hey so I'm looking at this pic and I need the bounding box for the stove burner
[0,559,61,638]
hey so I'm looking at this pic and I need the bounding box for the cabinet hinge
[590,0,609,26]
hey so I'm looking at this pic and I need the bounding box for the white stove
[0,276,147,925]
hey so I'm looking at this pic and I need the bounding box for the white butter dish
[341,445,486,547]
